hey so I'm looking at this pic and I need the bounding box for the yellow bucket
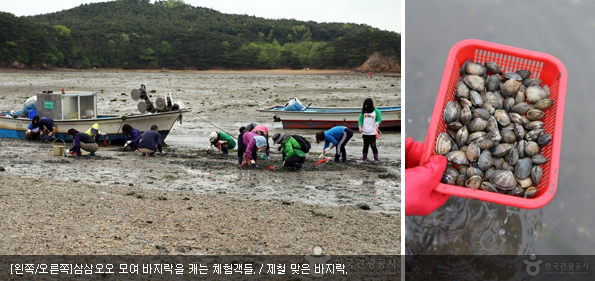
[53,139,65,156]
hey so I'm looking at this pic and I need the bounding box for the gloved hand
[124,143,128,148]
[324,147,332,154]
[405,137,450,216]
[260,154,268,160]
[318,153,326,159]
[160,151,166,155]
[250,159,256,165]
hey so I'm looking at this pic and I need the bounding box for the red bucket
[421,39,568,209]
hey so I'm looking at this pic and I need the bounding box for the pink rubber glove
[405,137,450,216]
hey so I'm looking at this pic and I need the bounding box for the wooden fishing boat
[0,90,186,142]
[258,104,401,130]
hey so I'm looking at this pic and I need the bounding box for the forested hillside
[0,0,400,70]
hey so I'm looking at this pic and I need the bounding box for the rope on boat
[109,115,128,144]
[196,114,238,140]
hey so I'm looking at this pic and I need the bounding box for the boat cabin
[36,91,97,120]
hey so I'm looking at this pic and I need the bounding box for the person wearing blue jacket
[122,124,142,151]
[138,125,164,156]
[315,126,354,163]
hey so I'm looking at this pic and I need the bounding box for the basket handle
[52,139,65,146]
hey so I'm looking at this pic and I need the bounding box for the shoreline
[0,67,401,76]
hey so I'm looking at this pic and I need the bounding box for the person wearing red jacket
[405,137,449,216]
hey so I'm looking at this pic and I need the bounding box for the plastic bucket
[28,109,36,119]
[283,98,304,111]
[53,139,65,156]
[421,39,567,209]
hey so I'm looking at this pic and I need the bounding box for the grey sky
[1,0,400,33]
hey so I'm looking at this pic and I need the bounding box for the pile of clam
[437,59,554,198]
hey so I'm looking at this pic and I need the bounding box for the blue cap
[254,136,267,148]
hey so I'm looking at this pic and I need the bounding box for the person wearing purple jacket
[316,126,354,163]
[122,124,142,151]
[241,131,267,167]
[138,125,164,156]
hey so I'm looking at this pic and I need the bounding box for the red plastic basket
[421,39,567,209]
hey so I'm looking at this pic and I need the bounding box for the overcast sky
[1,0,400,33]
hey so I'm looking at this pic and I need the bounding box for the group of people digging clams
[207,98,383,171]
[24,98,383,170]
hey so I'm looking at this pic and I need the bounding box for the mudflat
[0,70,400,255]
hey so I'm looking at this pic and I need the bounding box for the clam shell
[478,150,493,171]
[514,158,532,180]
[501,79,521,97]
[456,174,468,187]
[494,109,511,127]
[526,86,546,103]
[435,133,452,155]
[463,75,485,92]
[465,142,481,162]
[531,154,548,165]
[523,186,538,198]
[534,99,553,111]
[485,74,501,92]
[531,166,543,186]
[455,126,469,148]
[466,175,483,189]
[510,102,531,115]
[467,118,488,132]
[503,71,523,81]
[492,143,513,157]
[472,108,490,120]
[460,59,472,76]
[456,81,470,99]
[444,101,459,123]
[516,70,532,79]
[537,134,552,147]
[523,77,543,87]
[517,177,533,188]
[485,62,502,74]
[527,109,545,121]
[446,151,468,165]
[489,170,517,190]
[466,167,483,178]
[525,141,540,157]
[475,139,497,151]
[459,105,472,125]
[466,62,484,76]
[470,90,484,107]
[500,129,517,144]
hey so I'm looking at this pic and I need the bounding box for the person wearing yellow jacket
[85,123,106,141]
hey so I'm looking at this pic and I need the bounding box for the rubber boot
[222,146,229,155]
[374,153,379,163]
[295,162,302,171]
[362,153,368,164]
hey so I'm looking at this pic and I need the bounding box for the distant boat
[258,100,400,130]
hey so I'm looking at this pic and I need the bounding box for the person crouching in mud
[138,125,165,156]
[272,133,305,171]
[26,116,41,141]
[208,131,236,155]
[122,124,141,151]
[241,131,267,167]
[67,128,98,157]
